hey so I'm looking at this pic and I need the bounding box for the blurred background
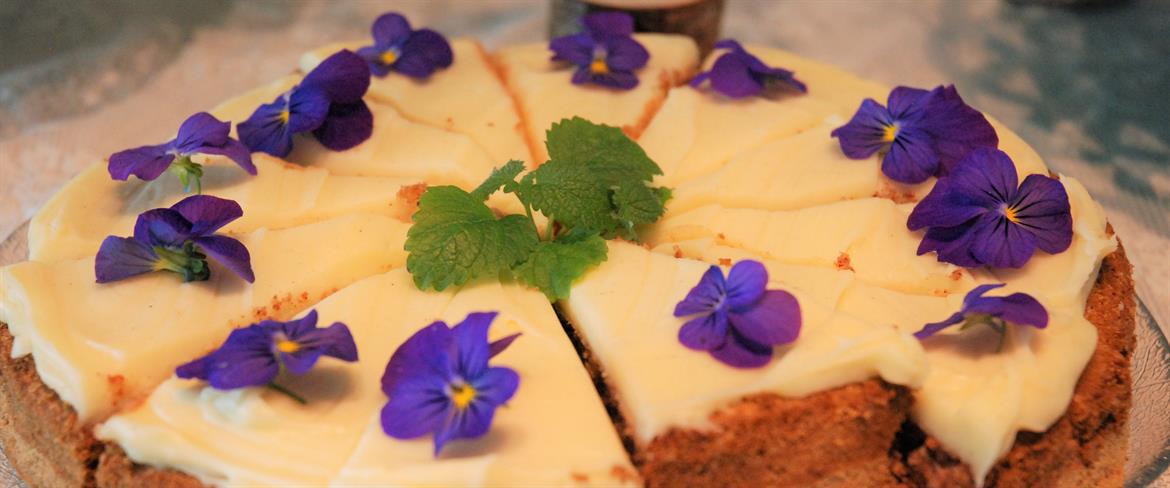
[0,0,1167,364]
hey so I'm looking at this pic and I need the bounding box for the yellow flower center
[277,109,290,124]
[881,123,900,143]
[450,383,477,409]
[590,58,609,75]
[380,49,399,65]
[1003,205,1020,223]
[275,338,300,354]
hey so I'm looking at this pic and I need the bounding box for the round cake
[0,11,1134,488]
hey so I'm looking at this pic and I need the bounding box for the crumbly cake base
[0,246,1134,487]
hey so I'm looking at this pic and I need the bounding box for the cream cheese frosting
[0,214,410,421]
[494,34,699,162]
[98,269,635,487]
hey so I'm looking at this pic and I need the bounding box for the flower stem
[267,382,307,404]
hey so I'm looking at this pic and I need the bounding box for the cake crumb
[396,183,428,222]
[718,258,732,267]
[610,465,639,484]
[106,375,126,405]
[253,306,269,320]
[873,183,917,204]
[672,245,684,258]
[932,289,950,297]
[835,252,853,271]
[570,472,589,483]
[950,269,964,281]
[300,292,309,301]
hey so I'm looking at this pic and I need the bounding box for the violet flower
[108,112,255,193]
[380,312,521,456]
[95,195,254,283]
[356,12,453,79]
[831,85,999,184]
[238,50,373,158]
[914,284,1047,349]
[549,12,649,90]
[690,39,806,99]
[907,147,1073,269]
[674,260,801,368]
[176,310,357,403]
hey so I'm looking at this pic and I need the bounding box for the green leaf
[513,230,608,300]
[517,117,669,238]
[405,186,539,291]
[471,160,526,200]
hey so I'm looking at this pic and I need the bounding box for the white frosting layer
[28,155,419,262]
[562,241,926,443]
[494,34,699,162]
[0,215,410,421]
[98,270,635,487]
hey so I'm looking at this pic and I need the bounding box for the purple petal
[382,321,454,395]
[957,148,1019,203]
[433,402,494,456]
[451,312,497,380]
[973,292,1049,329]
[312,100,374,151]
[287,321,359,368]
[175,355,213,381]
[967,212,1037,269]
[725,260,767,310]
[678,310,729,351]
[674,265,726,316]
[916,223,982,268]
[907,179,993,231]
[488,333,521,359]
[173,112,231,154]
[882,126,940,184]
[107,144,173,181]
[583,11,634,37]
[728,290,801,346]
[195,137,257,176]
[689,70,712,89]
[392,29,453,79]
[708,329,773,368]
[133,208,191,247]
[204,326,280,389]
[171,195,243,237]
[713,38,746,52]
[279,309,319,337]
[920,85,999,172]
[549,33,594,66]
[602,36,649,72]
[471,366,520,407]
[705,53,761,99]
[381,381,451,439]
[192,235,255,282]
[238,99,295,158]
[287,87,331,134]
[886,86,931,119]
[1012,175,1073,254]
[913,311,966,339]
[279,348,324,375]
[95,236,160,283]
[831,99,892,159]
[300,50,371,104]
[371,12,412,47]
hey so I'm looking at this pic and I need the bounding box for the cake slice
[493,34,699,163]
[96,269,636,486]
[560,241,925,485]
[0,214,410,422]
[28,154,420,262]
[302,38,531,164]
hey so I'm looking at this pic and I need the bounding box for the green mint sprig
[404,117,671,300]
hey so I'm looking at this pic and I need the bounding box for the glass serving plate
[0,221,1167,487]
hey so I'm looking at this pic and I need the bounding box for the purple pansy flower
[380,312,521,456]
[238,50,373,158]
[108,112,255,193]
[674,260,801,368]
[176,310,357,403]
[548,12,649,90]
[95,195,254,283]
[914,284,1047,345]
[831,85,999,184]
[690,39,806,99]
[907,147,1073,269]
[356,12,453,79]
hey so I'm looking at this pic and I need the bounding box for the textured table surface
[1,0,1167,486]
